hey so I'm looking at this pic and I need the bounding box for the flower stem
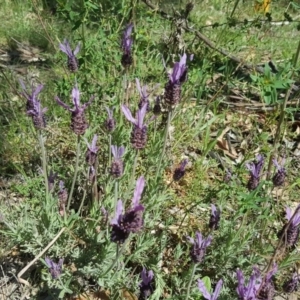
[101,241,128,277]
[114,180,119,212]
[38,130,49,198]
[67,135,81,211]
[155,110,172,181]
[125,149,139,206]
[185,263,198,300]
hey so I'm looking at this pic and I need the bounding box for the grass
[1,0,300,299]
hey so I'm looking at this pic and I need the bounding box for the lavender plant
[197,278,223,300]
[121,23,133,68]
[139,268,155,300]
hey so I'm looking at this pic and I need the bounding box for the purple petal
[45,257,54,268]
[187,236,195,244]
[137,103,147,128]
[212,279,223,300]
[118,146,125,158]
[111,200,123,225]
[122,105,136,125]
[73,43,81,55]
[203,235,213,248]
[82,95,95,110]
[111,145,117,158]
[136,78,142,95]
[91,135,98,150]
[286,206,292,221]
[72,85,80,109]
[59,39,72,56]
[132,176,145,207]
[141,268,154,285]
[55,96,71,111]
[195,231,203,245]
[197,279,211,299]
[105,106,113,118]
[211,204,217,216]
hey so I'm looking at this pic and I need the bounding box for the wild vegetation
[1,0,300,299]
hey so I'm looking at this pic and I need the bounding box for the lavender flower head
[121,23,133,67]
[272,158,286,187]
[19,80,44,111]
[111,145,125,178]
[122,104,148,149]
[187,231,212,263]
[59,38,80,72]
[278,205,300,248]
[55,83,94,135]
[139,268,154,299]
[45,257,64,279]
[85,134,99,166]
[197,279,223,300]
[236,267,261,300]
[257,264,277,300]
[105,106,116,132]
[20,80,47,129]
[283,272,300,293]
[245,154,264,190]
[164,53,189,106]
[209,204,221,230]
[111,176,145,243]
[173,159,188,181]
[136,78,150,111]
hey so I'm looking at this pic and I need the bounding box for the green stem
[185,263,198,300]
[77,168,89,216]
[125,149,139,206]
[155,110,172,181]
[114,180,119,212]
[101,241,127,277]
[67,135,81,211]
[266,39,300,179]
[38,130,49,198]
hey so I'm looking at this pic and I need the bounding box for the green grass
[1,0,300,299]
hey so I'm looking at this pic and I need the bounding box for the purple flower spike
[121,23,133,67]
[283,273,300,293]
[111,145,125,178]
[257,264,277,300]
[272,158,286,187]
[19,80,47,129]
[110,177,146,243]
[122,104,148,149]
[45,257,64,279]
[110,199,129,244]
[140,267,154,299]
[236,268,261,300]
[59,38,80,72]
[85,135,99,166]
[278,205,300,248]
[209,204,221,230]
[197,279,223,300]
[105,106,116,132]
[245,154,265,190]
[55,83,94,135]
[187,231,212,263]
[173,159,188,181]
[136,78,150,112]
[164,53,190,106]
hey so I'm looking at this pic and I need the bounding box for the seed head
[272,158,286,187]
[209,204,221,230]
